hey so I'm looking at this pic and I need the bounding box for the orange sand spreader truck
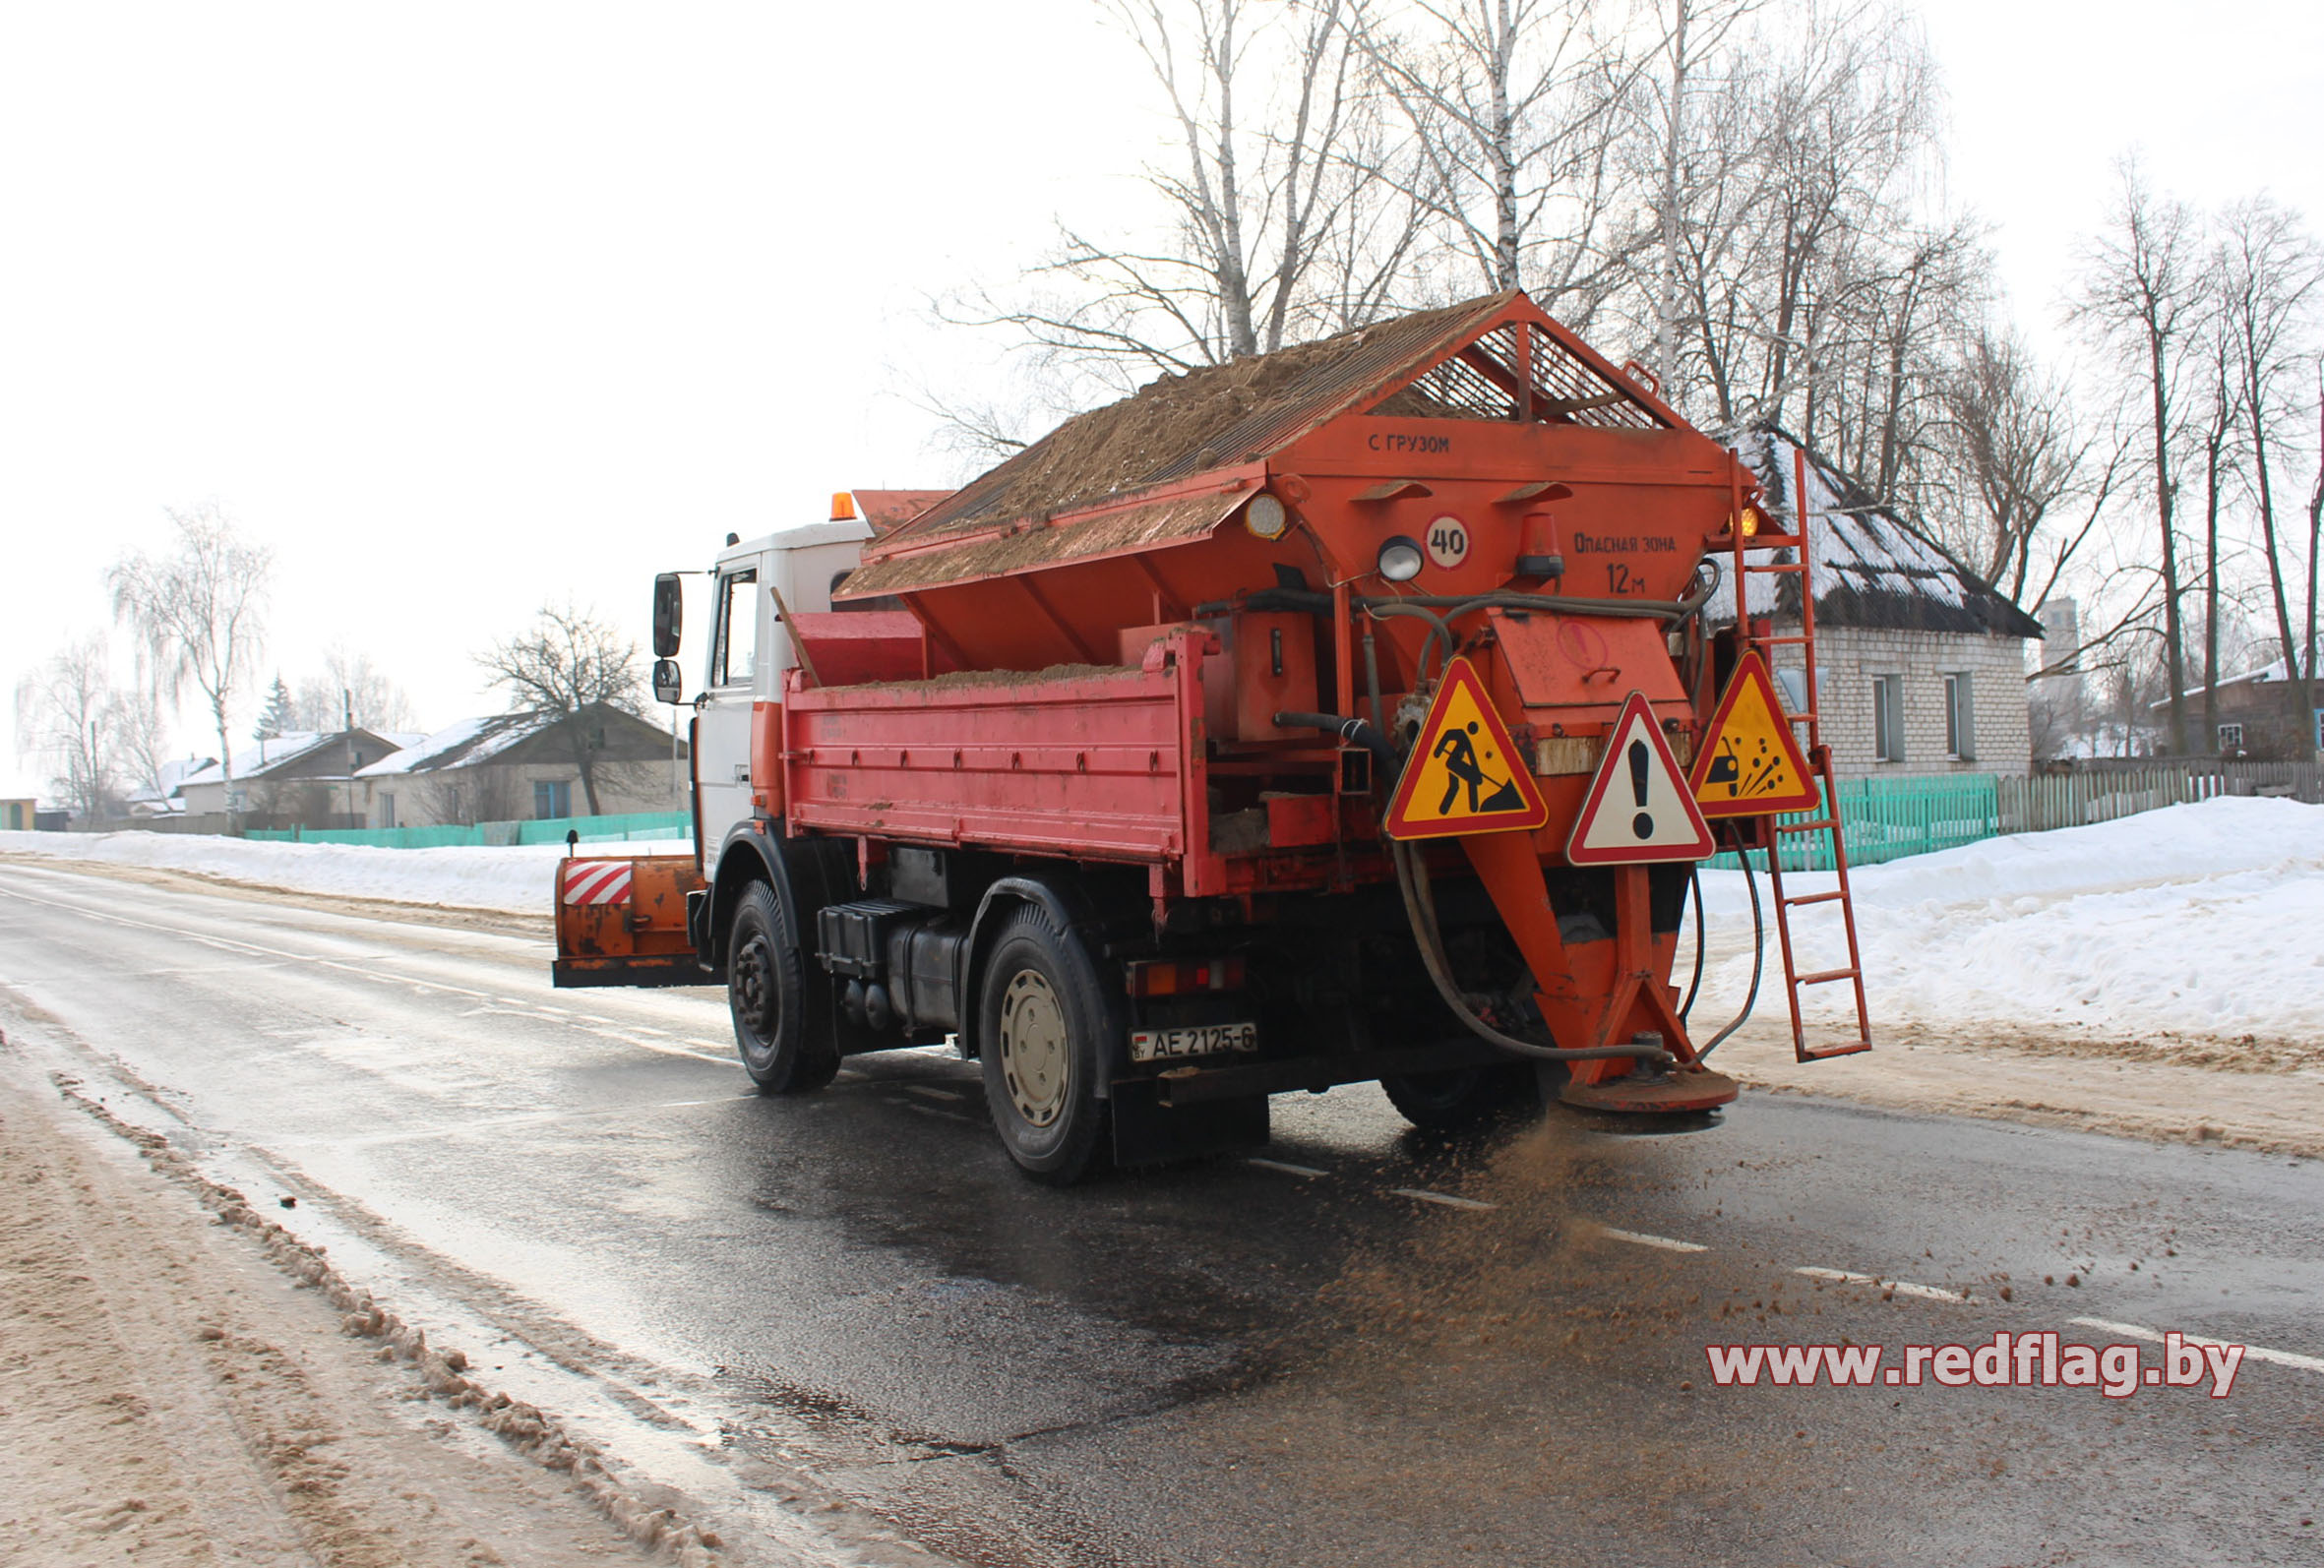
[554,291,1872,1183]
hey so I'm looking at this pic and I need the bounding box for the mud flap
[1109,1079,1268,1168]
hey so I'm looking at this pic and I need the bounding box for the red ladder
[1722,445,1872,1061]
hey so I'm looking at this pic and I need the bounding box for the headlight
[1377,535,1425,581]
[1244,493,1289,540]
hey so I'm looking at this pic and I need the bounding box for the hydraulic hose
[1696,841,1765,1058]
[1391,839,1676,1068]
[1678,866,1706,1023]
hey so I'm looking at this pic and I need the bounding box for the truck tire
[977,907,1110,1185]
[1381,1062,1542,1132]
[728,880,838,1094]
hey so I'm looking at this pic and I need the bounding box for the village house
[356,703,685,828]
[2155,658,2324,760]
[176,729,418,831]
[1725,425,2045,778]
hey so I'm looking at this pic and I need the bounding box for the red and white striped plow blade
[562,861,635,905]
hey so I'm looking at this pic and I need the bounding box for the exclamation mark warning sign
[1568,692,1714,865]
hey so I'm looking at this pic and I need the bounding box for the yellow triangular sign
[1383,657,1550,840]
[1567,692,1715,864]
[1687,651,1821,817]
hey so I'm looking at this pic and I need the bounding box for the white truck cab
[692,515,875,852]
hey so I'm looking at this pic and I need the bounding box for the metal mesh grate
[1370,323,1660,429]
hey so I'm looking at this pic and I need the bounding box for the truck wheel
[728,880,838,1094]
[1381,1062,1541,1132]
[977,908,1109,1185]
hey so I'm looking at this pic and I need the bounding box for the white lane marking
[1599,1227,1710,1253]
[1391,1187,1498,1212]
[624,1026,672,1038]
[904,1085,961,1102]
[2070,1316,2324,1375]
[657,1096,761,1109]
[1245,1157,1327,1178]
[1795,1266,1971,1303]
[688,1039,733,1053]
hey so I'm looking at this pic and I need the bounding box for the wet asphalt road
[2,857,2319,1567]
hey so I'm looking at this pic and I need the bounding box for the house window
[534,779,572,819]
[379,792,397,829]
[1943,672,1976,760]
[1871,676,1905,762]
[2217,722,2244,754]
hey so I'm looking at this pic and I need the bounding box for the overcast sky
[5,0,2319,800]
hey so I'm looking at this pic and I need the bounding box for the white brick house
[1722,427,2045,779]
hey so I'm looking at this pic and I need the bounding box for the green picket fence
[1707,773,2002,873]
[246,810,691,850]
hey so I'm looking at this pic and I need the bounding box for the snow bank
[1694,797,2324,1043]
[8,797,2319,1043]
[0,830,692,915]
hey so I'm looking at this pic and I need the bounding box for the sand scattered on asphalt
[0,1055,675,1568]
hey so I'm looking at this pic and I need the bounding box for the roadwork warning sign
[1566,692,1715,865]
[1687,651,1820,817]
[1382,657,1551,840]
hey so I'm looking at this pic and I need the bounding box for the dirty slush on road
[0,1047,707,1568]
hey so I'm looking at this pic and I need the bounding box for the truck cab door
[696,563,764,845]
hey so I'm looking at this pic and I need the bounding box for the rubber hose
[1679,865,1705,1022]
[1697,841,1764,1058]
[1391,840,1674,1067]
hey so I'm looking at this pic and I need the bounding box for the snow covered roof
[2150,657,2320,707]
[356,712,557,777]
[1707,425,2045,640]
[179,732,337,789]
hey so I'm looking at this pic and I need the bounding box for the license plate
[1130,1022,1258,1063]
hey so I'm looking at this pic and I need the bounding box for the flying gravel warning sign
[1382,657,1551,840]
[1686,651,1820,816]
[1565,692,1715,865]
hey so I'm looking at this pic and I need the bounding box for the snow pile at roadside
[1694,797,2324,1044]
[0,830,691,915]
[8,798,2320,1043]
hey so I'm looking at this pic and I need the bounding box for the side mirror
[651,573,683,658]
[652,658,684,705]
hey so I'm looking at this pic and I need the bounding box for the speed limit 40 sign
[1426,514,1469,569]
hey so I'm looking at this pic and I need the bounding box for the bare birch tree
[2070,162,2200,754]
[1350,0,1642,325]
[1933,328,2118,608]
[13,635,124,823]
[2187,267,2245,750]
[110,678,178,805]
[2215,196,2323,757]
[943,0,1391,391]
[1626,0,1766,394]
[107,503,273,821]
[287,647,417,734]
